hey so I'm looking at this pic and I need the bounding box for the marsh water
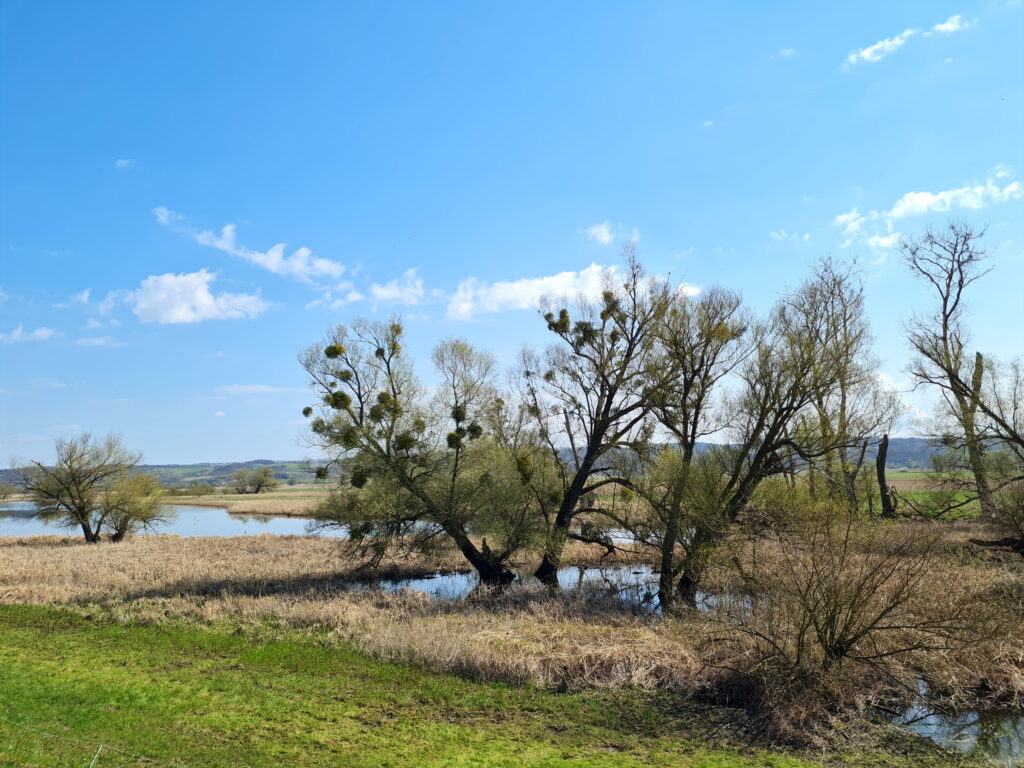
[0,501,341,538]
[364,563,665,607]
[2,500,1022,763]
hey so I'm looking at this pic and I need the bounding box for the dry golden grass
[2,518,1023,727]
[0,533,676,690]
[171,485,331,516]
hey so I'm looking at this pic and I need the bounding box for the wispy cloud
[832,168,1022,249]
[151,206,182,226]
[701,120,716,128]
[76,336,122,347]
[844,13,974,68]
[769,230,810,242]
[153,205,347,284]
[53,289,90,309]
[926,14,974,35]
[887,178,1022,219]
[778,48,797,58]
[0,324,55,343]
[845,28,918,67]
[126,269,270,324]
[115,158,135,169]
[194,224,346,283]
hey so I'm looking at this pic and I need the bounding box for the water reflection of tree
[967,710,1024,765]
[228,514,275,525]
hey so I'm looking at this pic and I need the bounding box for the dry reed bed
[168,492,329,517]
[3,524,1024,722]
[0,534,685,690]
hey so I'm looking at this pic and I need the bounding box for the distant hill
[0,438,939,488]
[0,459,325,488]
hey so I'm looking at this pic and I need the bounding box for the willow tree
[300,319,542,585]
[653,264,871,605]
[15,433,144,543]
[516,252,673,586]
[104,473,169,541]
[787,258,900,509]
[601,286,751,609]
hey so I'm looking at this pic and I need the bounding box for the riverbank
[0,604,985,767]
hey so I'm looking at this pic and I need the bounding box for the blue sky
[1,1,1022,464]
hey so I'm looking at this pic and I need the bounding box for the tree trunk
[80,520,100,543]
[877,434,895,518]
[658,513,679,611]
[675,533,711,610]
[448,527,515,587]
[677,570,700,609]
[963,352,996,517]
[534,534,564,588]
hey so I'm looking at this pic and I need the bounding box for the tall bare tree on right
[900,222,996,516]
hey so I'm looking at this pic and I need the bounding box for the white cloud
[867,233,902,265]
[992,163,1016,179]
[701,120,716,128]
[54,289,90,309]
[846,13,976,67]
[305,282,365,310]
[96,291,123,317]
[0,324,55,343]
[194,224,345,283]
[778,48,797,57]
[369,268,424,306]
[448,264,699,321]
[581,221,615,245]
[845,28,917,66]
[887,179,1022,219]
[831,168,1023,251]
[448,264,611,321]
[76,336,121,347]
[115,158,135,169]
[214,411,225,417]
[769,230,810,242]
[219,384,293,395]
[928,14,973,34]
[126,269,270,324]
[151,206,181,225]
[867,233,901,250]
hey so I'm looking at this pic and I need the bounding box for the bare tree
[901,222,996,515]
[789,259,901,509]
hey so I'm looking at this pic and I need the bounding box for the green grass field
[0,606,983,768]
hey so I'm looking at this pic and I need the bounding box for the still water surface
[0,501,339,538]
